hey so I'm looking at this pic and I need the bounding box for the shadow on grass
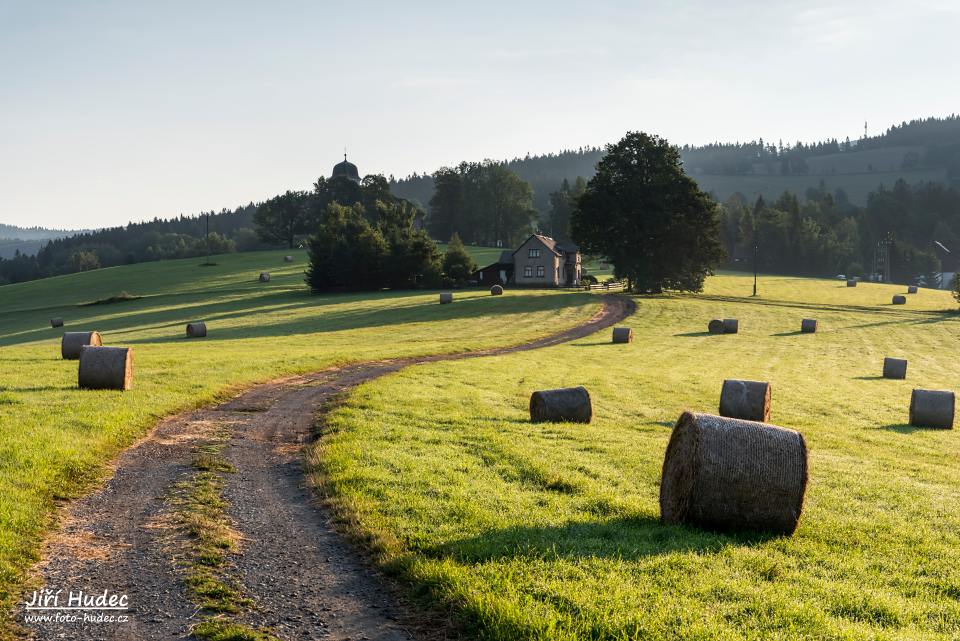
[0,385,75,393]
[569,340,617,347]
[853,375,887,381]
[1,289,594,348]
[770,330,805,336]
[673,331,714,337]
[425,516,779,562]
[119,291,592,345]
[873,423,933,434]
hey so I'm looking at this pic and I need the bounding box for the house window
[528,248,540,258]
[524,266,533,277]
[536,265,545,278]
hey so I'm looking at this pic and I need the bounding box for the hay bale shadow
[874,423,933,434]
[770,330,804,336]
[674,331,714,337]
[425,516,780,563]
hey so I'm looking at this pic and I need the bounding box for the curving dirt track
[21,294,635,640]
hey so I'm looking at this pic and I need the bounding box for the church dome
[331,154,361,183]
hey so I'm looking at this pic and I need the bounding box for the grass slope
[0,248,599,630]
[318,275,960,640]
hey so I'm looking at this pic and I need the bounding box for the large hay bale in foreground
[61,331,102,360]
[612,327,633,343]
[883,357,908,380]
[78,346,133,391]
[708,319,724,334]
[719,379,772,422]
[910,389,955,429]
[284,255,294,263]
[801,318,817,333]
[490,285,503,296]
[907,285,918,294]
[722,318,739,334]
[892,295,907,305]
[259,272,271,282]
[439,292,453,304]
[660,411,808,535]
[50,318,63,328]
[847,279,857,287]
[529,386,592,423]
[186,321,207,338]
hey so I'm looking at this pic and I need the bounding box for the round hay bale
[907,285,918,294]
[283,255,294,263]
[722,318,739,334]
[439,292,453,304]
[50,318,64,328]
[612,327,633,343]
[61,331,102,360]
[910,389,955,429]
[892,295,907,305]
[490,285,503,296]
[660,411,807,535]
[529,386,592,423]
[800,318,817,333]
[719,379,772,422]
[78,346,133,391]
[847,279,857,287]
[708,319,724,334]
[259,272,271,282]
[882,357,908,380]
[186,321,207,338]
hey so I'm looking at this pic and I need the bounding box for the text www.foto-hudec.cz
[23,587,130,625]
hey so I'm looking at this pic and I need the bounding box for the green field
[0,248,599,627]
[318,275,960,640]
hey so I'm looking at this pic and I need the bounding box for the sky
[1,0,959,230]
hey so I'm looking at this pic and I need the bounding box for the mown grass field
[0,248,600,628]
[317,275,960,640]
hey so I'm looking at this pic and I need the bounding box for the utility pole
[752,243,758,296]
[205,212,211,266]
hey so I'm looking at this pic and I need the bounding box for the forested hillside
[391,115,960,211]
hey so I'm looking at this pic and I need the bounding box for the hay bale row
[186,321,207,338]
[719,379,772,422]
[660,411,807,535]
[62,331,102,360]
[801,318,817,333]
[910,389,955,429]
[612,327,633,343]
[439,292,453,304]
[490,285,503,296]
[78,346,133,391]
[892,295,907,305]
[529,386,592,423]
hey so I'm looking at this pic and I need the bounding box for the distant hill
[0,223,89,258]
[390,114,960,213]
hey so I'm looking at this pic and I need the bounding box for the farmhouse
[473,234,581,287]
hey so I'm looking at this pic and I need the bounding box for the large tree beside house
[571,132,725,293]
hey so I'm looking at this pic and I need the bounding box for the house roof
[512,234,565,257]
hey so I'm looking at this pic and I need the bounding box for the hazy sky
[2,0,958,229]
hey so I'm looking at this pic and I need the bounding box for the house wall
[514,237,560,286]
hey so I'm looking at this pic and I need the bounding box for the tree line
[719,179,960,284]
